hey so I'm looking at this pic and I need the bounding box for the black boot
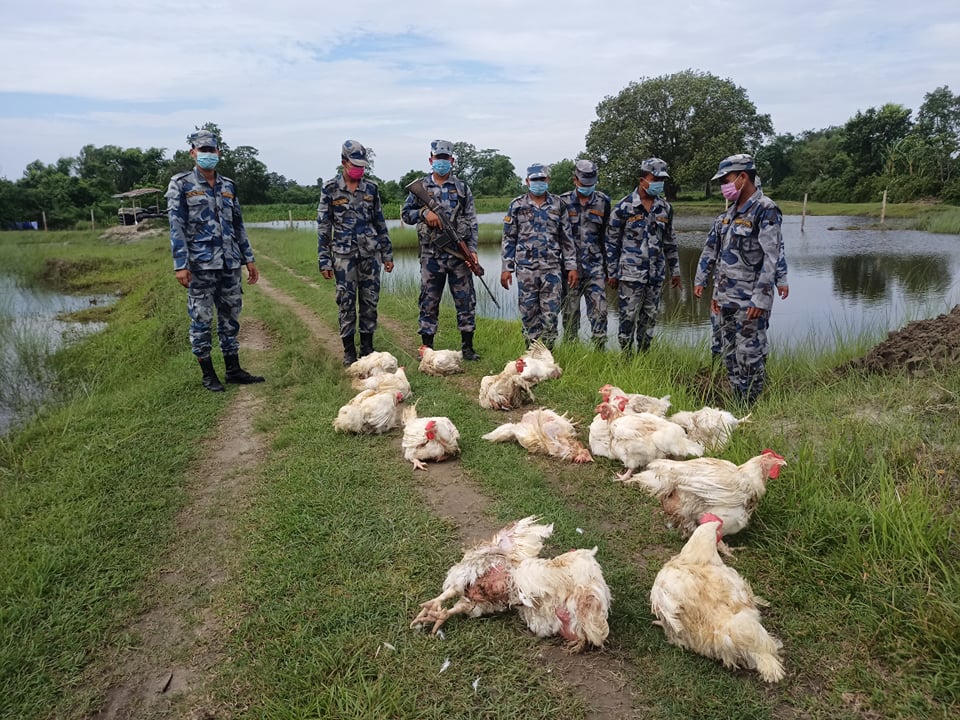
[342,336,358,367]
[224,354,265,384]
[198,356,225,392]
[359,333,375,357]
[461,331,480,361]
[420,333,434,349]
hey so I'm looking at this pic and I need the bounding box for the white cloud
[1,0,958,183]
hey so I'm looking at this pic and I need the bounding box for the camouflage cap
[640,157,670,178]
[574,159,598,185]
[711,153,755,180]
[188,129,219,149]
[342,139,369,167]
[526,163,550,180]
[430,139,454,157]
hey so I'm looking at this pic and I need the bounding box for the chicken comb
[761,449,784,459]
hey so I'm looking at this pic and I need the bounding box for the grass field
[0,229,957,719]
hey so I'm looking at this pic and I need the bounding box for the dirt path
[256,256,640,719]
[91,321,271,720]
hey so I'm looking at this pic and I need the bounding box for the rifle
[405,179,500,309]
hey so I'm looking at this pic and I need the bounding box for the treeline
[2,75,958,229]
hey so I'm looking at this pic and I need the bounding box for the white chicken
[668,407,750,453]
[417,345,464,376]
[350,366,411,399]
[598,384,671,416]
[518,340,563,384]
[599,400,704,481]
[344,351,399,379]
[482,408,592,463]
[479,360,535,410]
[650,514,785,683]
[588,412,613,459]
[401,404,461,470]
[411,517,611,651]
[624,449,786,554]
[332,389,405,434]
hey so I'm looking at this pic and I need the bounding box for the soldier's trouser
[418,254,476,336]
[617,280,663,350]
[718,306,768,402]
[516,268,562,345]
[187,267,242,358]
[334,254,381,337]
[561,272,607,342]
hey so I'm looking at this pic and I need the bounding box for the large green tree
[585,70,773,195]
[451,143,523,196]
[841,103,913,178]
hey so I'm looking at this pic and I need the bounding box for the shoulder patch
[503,215,513,224]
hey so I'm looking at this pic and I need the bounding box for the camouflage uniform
[695,158,782,404]
[167,164,255,359]
[607,191,679,352]
[317,173,393,339]
[559,160,611,346]
[400,171,478,337]
[501,168,577,347]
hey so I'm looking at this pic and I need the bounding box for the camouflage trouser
[419,253,476,335]
[334,254,381,337]
[516,267,562,346]
[617,279,663,351]
[717,305,768,403]
[561,271,607,342]
[187,267,243,358]
[711,311,721,355]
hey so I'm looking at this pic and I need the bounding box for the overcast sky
[1,0,958,186]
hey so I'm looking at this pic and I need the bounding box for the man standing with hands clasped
[318,140,394,366]
[167,128,265,392]
[694,154,783,406]
[500,163,578,349]
[401,139,481,360]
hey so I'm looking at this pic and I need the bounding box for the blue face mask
[528,180,549,196]
[197,152,219,170]
[577,184,596,196]
[645,180,664,197]
[431,158,452,176]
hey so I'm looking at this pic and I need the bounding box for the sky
[1,0,958,186]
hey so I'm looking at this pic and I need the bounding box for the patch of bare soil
[100,221,165,244]
[89,322,271,720]
[256,254,640,719]
[840,305,960,376]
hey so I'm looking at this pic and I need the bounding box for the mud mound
[841,305,960,376]
[100,221,165,243]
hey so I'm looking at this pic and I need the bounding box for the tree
[586,70,773,196]
[842,103,913,178]
[545,158,576,195]
[914,85,960,183]
[451,142,523,196]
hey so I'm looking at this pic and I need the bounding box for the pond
[379,214,960,352]
[0,275,114,436]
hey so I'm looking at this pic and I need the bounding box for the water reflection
[0,275,114,436]
[382,215,960,350]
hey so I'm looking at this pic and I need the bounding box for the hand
[670,274,682,289]
[175,268,191,288]
[321,269,333,280]
[606,278,618,289]
[500,271,512,290]
[778,284,790,300]
[567,269,579,288]
[424,209,442,229]
[711,299,720,314]
[746,306,766,320]
[384,261,394,273]
[245,262,259,285]
[693,285,705,298]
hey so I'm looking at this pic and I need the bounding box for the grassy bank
[1,229,958,718]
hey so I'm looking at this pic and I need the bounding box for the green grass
[0,229,958,718]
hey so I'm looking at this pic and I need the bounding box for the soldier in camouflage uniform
[500,163,578,348]
[318,140,394,365]
[607,158,682,354]
[559,159,611,349]
[694,154,782,406]
[167,129,265,392]
[400,139,480,360]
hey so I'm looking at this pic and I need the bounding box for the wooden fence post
[90,207,96,230]
[801,193,808,233]
[880,190,888,225]
[42,211,48,231]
